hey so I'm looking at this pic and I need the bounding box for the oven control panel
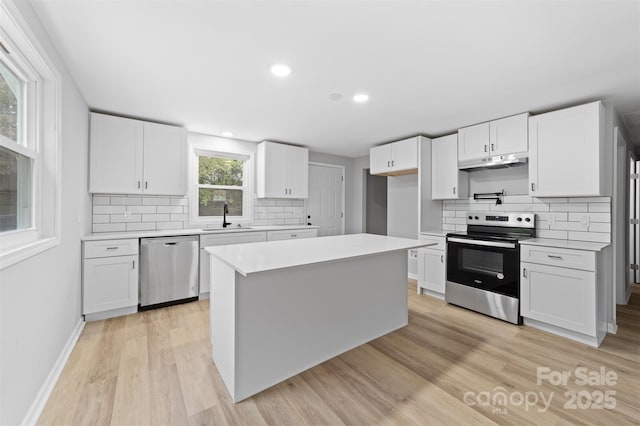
[466,212,535,228]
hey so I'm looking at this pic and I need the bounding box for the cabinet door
[142,122,187,195]
[89,113,143,193]
[287,145,309,198]
[490,113,528,156]
[521,262,596,336]
[370,144,392,175]
[259,142,288,198]
[431,134,468,199]
[419,248,445,294]
[529,102,602,197]
[391,137,418,171]
[458,122,490,162]
[83,255,138,314]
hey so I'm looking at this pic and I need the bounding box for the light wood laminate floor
[38,281,640,425]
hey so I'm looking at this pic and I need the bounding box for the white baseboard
[608,322,618,334]
[21,318,85,426]
[408,273,418,281]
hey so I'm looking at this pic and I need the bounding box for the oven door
[446,237,520,298]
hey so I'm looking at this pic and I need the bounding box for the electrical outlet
[548,215,556,226]
[580,215,590,228]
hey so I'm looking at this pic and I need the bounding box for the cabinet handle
[137,181,141,189]
[491,143,495,151]
[106,246,119,250]
[391,160,394,167]
[387,161,390,167]
[484,145,487,152]
[523,268,527,278]
[547,255,563,260]
[440,255,444,263]
[291,234,297,238]
[453,186,456,195]
[145,181,148,189]
[531,182,535,192]
[132,260,136,270]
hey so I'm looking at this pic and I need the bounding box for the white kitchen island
[206,233,432,402]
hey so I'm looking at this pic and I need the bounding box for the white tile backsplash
[91,195,306,233]
[442,195,611,243]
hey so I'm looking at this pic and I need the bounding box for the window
[0,2,61,269]
[189,146,253,225]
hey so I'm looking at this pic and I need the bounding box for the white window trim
[188,144,254,226]
[0,1,61,270]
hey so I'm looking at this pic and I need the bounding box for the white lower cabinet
[83,239,139,321]
[266,228,318,241]
[199,231,268,295]
[521,262,595,335]
[520,243,607,347]
[417,234,446,299]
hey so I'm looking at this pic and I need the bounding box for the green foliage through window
[198,154,245,217]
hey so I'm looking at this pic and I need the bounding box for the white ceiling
[32,0,640,157]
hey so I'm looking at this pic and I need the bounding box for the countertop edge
[519,238,610,251]
[81,225,320,241]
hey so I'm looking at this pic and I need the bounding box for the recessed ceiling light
[222,131,233,137]
[270,64,291,77]
[353,93,369,103]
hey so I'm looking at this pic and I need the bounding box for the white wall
[346,155,370,234]
[0,1,90,424]
[387,174,419,275]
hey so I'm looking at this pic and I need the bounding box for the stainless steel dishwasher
[140,235,199,309]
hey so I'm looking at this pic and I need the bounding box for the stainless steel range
[445,212,535,324]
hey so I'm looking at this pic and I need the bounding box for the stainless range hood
[458,152,528,171]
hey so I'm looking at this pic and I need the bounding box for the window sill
[0,236,59,270]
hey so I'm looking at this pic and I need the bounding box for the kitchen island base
[210,249,409,403]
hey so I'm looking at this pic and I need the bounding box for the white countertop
[420,229,447,237]
[82,224,319,241]
[206,233,436,276]
[520,238,610,251]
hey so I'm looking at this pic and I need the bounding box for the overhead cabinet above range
[458,113,529,169]
[256,141,309,198]
[370,136,419,176]
[89,112,187,195]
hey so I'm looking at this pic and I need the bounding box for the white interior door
[307,163,344,237]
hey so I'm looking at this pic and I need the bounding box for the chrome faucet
[222,202,232,228]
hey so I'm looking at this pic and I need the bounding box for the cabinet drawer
[267,229,317,241]
[418,234,445,250]
[84,239,139,259]
[520,245,595,271]
[200,231,267,248]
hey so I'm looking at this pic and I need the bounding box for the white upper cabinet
[370,137,418,176]
[458,113,529,166]
[256,141,309,198]
[458,122,489,163]
[431,134,468,200]
[89,112,187,195]
[529,101,604,197]
[489,113,528,156]
[142,121,188,195]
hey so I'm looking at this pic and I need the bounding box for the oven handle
[447,237,516,249]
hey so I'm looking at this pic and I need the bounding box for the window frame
[0,1,61,270]
[189,145,254,226]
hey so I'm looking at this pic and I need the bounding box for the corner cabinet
[370,137,418,176]
[256,141,309,198]
[89,112,187,195]
[431,134,468,200]
[528,101,604,197]
[82,239,139,321]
